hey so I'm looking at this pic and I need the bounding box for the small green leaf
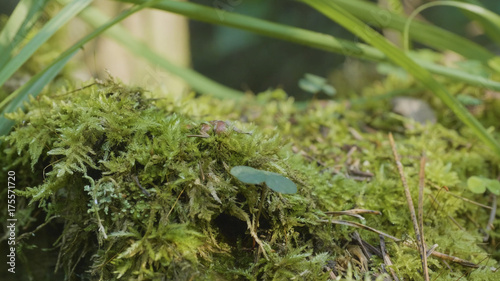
[299,79,322,94]
[304,73,327,85]
[486,179,500,195]
[322,84,336,96]
[263,173,297,194]
[230,166,297,194]
[298,73,336,96]
[230,166,267,185]
[467,176,487,194]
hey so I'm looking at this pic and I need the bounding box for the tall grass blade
[0,0,92,87]
[0,0,165,136]
[0,0,49,68]
[404,1,500,52]
[116,0,500,91]
[456,0,500,44]
[0,51,76,137]
[333,0,496,64]
[301,0,500,157]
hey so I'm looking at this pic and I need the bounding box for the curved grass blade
[404,1,500,53]
[116,0,500,91]
[301,0,500,157]
[0,0,92,87]
[456,0,500,45]
[78,5,244,99]
[332,0,496,64]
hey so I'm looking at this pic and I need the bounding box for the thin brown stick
[388,133,427,280]
[483,194,497,242]
[426,244,439,258]
[428,194,465,230]
[319,219,401,241]
[448,191,493,210]
[380,235,400,281]
[165,188,185,222]
[351,231,371,259]
[324,209,381,220]
[132,174,151,197]
[428,251,479,268]
[427,180,493,210]
[418,152,429,281]
[325,209,382,216]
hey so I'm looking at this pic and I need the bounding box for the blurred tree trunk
[86,1,191,96]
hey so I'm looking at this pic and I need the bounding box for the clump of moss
[1,77,499,280]
[1,80,339,280]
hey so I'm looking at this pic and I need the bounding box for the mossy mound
[1,79,499,280]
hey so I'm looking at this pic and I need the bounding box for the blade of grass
[404,1,500,52]
[0,50,76,137]
[301,0,500,156]
[116,0,386,61]
[456,0,500,45]
[116,0,500,91]
[0,0,165,136]
[0,0,49,68]
[332,0,496,64]
[78,5,244,99]
[0,0,92,87]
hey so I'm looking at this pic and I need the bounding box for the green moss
[1,77,499,280]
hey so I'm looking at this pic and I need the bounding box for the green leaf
[264,173,297,194]
[230,166,297,194]
[230,166,268,185]
[486,179,500,195]
[467,176,487,194]
[299,79,322,94]
[298,73,336,96]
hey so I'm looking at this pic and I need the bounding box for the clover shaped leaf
[467,176,500,195]
[230,166,297,194]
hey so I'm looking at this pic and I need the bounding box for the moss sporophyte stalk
[1,79,498,280]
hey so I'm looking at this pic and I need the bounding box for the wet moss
[1,77,499,280]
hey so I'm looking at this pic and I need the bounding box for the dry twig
[388,133,427,280]
[427,181,493,210]
[483,194,497,242]
[380,235,400,281]
[418,153,429,281]
[325,209,381,221]
[319,219,401,241]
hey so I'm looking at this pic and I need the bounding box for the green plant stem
[116,0,500,91]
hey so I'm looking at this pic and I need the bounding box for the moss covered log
[1,78,499,280]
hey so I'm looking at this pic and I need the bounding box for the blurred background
[1,0,500,100]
